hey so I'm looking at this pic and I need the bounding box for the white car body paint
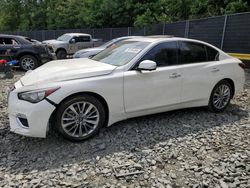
[8,37,245,138]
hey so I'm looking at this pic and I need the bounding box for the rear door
[124,41,182,113]
[177,41,220,104]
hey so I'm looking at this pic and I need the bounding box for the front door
[124,41,182,113]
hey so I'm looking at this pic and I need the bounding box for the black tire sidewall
[19,55,38,71]
[208,80,232,112]
[55,95,106,142]
[56,50,67,59]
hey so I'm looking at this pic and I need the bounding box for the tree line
[0,0,249,31]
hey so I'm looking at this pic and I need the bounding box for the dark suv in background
[0,34,55,71]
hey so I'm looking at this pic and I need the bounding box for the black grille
[18,117,29,128]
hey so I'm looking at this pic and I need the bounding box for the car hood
[20,58,116,86]
[42,39,66,45]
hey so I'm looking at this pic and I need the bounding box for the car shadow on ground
[1,103,249,175]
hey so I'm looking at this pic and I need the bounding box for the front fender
[46,73,125,126]
[51,44,68,53]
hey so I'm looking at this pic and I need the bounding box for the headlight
[18,87,60,103]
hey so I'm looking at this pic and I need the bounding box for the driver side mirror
[137,60,157,71]
[70,38,76,44]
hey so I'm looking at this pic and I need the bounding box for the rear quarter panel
[216,58,245,95]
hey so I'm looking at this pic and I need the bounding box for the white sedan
[8,37,245,141]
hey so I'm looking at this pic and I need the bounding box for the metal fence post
[162,23,165,35]
[92,29,95,38]
[110,28,113,40]
[185,20,189,38]
[42,30,45,41]
[143,27,146,36]
[220,15,228,50]
[127,27,130,36]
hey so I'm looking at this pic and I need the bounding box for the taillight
[239,63,246,69]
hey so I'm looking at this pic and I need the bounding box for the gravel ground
[0,71,250,188]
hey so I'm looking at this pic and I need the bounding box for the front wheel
[56,49,67,59]
[208,80,232,112]
[55,95,106,142]
[19,55,38,71]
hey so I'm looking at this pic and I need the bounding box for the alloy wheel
[212,84,231,109]
[21,57,35,70]
[61,101,100,138]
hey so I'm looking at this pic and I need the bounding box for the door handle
[211,68,220,73]
[169,73,181,79]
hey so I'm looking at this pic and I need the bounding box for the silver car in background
[73,36,138,58]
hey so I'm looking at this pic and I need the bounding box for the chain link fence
[1,12,250,53]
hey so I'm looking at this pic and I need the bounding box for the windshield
[57,34,72,41]
[100,38,120,48]
[92,40,149,66]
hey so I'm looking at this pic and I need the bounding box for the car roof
[125,36,212,45]
[124,36,169,42]
[65,33,91,37]
[0,34,25,39]
[124,36,222,52]
[117,36,141,39]
[0,34,33,44]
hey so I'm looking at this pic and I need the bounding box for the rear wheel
[56,49,67,59]
[55,95,106,142]
[19,55,38,71]
[208,80,232,112]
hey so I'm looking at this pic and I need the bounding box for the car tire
[56,49,67,59]
[19,55,38,71]
[55,95,106,142]
[208,80,233,112]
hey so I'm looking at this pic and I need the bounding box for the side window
[206,46,219,61]
[3,38,13,45]
[76,36,91,42]
[82,36,91,42]
[141,42,178,67]
[1,38,19,45]
[72,36,80,43]
[179,41,207,64]
[0,38,4,45]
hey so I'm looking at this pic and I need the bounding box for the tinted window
[0,38,18,45]
[141,42,178,67]
[0,38,4,45]
[75,36,91,42]
[206,46,219,61]
[179,41,207,64]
